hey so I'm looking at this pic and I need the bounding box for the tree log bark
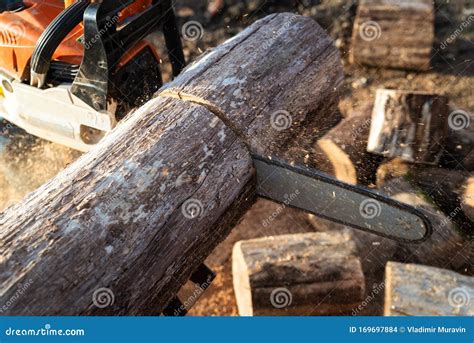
[350,0,434,71]
[0,13,343,315]
[367,89,450,164]
[232,231,365,316]
[384,262,474,316]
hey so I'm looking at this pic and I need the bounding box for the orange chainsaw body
[0,0,154,80]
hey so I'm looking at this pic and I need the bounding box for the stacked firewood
[231,0,473,317]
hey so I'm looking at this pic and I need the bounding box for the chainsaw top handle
[29,0,185,95]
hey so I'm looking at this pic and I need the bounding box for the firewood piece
[312,109,380,185]
[367,89,450,164]
[384,262,474,316]
[0,13,344,315]
[412,168,474,225]
[378,178,466,270]
[350,0,434,71]
[306,215,397,276]
[375,158,410,186]
[232,231,366,316]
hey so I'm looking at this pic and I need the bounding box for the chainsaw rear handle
[30,0,90,88]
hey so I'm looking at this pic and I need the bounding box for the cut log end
[232,231,366,316]
[368,89,449,164]
[350,0,434,71]
[385,262,474,316]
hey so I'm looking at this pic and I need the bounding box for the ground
[0,0,472,316]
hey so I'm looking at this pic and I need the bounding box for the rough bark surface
[384,262,474,316]
[232,231,366,316]
[367,89,450,164]
[350,0,434,70]
[0,13,343,315]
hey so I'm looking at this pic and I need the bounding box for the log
[375,158,410,186]
[306,214,397,277]
[384,262,474,316]
[367,89,450,164]
[0,13,343,315]
[412,168,474,226]
[205,198,316,268]
[232,231,366,316]
[311,107,380,185]
[350,0,434,71]
[378,178,467,271]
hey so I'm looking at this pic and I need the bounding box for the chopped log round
[311,108,380,185]
[350,0,434,71]
[232,231,366,316]
[367,89,450,164]
[384,262,474,316]
[0,13,343,315]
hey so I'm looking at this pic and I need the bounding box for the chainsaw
[0,0,185,151]
[0,1,434,316]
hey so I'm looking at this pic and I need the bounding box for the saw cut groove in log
[367,89,450,164]
[160,13,343,163]
[311,106,380,185]
[232,231,366,316]
[350,0,434,71]
[0,13,343,315]
[384,262,474,316]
